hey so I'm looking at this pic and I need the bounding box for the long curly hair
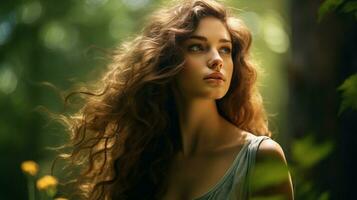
[53,0,271,199]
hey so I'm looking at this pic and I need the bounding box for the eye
[219,47,232,54]
[187,44,205,52]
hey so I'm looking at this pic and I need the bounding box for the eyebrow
[188,35,231,43]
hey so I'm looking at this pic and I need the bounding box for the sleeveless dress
[193,135,271,200]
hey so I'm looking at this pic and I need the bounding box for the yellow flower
[21,160,39,176]
[54,198,68,200]
[36,175,58,190]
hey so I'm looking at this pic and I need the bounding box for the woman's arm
[250,139,294,200]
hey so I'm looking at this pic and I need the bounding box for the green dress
[193,135,271,200]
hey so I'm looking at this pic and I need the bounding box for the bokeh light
[262,10,290,54]
[39,22,78,51]
[0,64,18,95]
[0,21,13,46]
[239,11,262,37]
[122,0,151,10]
[19,1,43,24]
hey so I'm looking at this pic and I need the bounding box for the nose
[208,50,223,71]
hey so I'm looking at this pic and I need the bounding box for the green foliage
[318,0,357,22]
[251,160,289,191]
[291,134,334,200]
[318,0,344,22]
[251,195,285,200]
[0,0,160,199]
[338,73,357,114]
[343,1,357,13]
[291,134,334,169]
[318,191,330,200]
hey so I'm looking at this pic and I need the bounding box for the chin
[214,94,226,100]
[207,91,227,100]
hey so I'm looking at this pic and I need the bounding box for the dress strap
[232,135,271,200]
[245,136,271,197]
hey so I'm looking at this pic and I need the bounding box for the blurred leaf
[318,0,344,22]
[251,195,285,200]
[338,73,357,115]
[299,181,313,195]
[292,135,334,168]
[318,191,330,200]
[342,1,357,13]
[342,1,357,19]
[251,160,289,190]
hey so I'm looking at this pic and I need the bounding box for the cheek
[182,56,203,72]
[175,57,205,95]
[179,57,204,80]
[225,61,234,84]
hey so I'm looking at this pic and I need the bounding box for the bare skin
[251,139,295,200]
[173,16,234,157]
[162,17,294,200]
[162,129,254,200]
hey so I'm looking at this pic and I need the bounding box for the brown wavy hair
[53,0,271,199]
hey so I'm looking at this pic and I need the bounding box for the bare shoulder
[256,138,287,164]
[251,136,295,200]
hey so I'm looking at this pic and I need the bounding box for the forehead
[191,17,231,41]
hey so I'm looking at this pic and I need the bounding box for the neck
[175,97,226,157]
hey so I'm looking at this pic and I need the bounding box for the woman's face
[176,17,234,100]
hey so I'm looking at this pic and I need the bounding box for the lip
[203,72,225,81]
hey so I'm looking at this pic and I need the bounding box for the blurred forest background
[0,0,356,199]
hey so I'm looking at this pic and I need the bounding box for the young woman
[55,0,294,199]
